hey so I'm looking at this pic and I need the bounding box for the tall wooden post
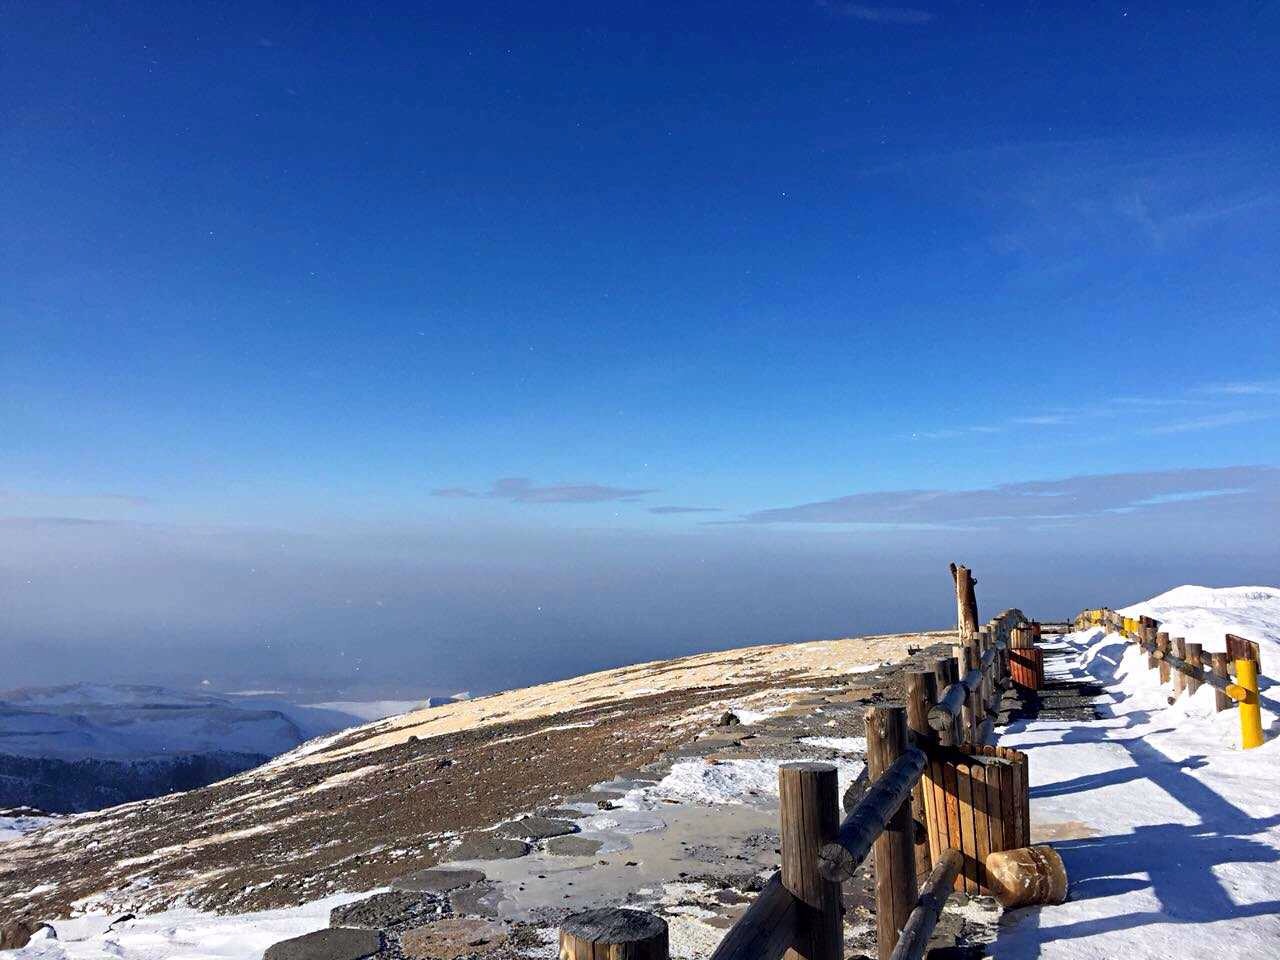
[950,563,980,640]
[1186,642,1203,697]
[779,763,843,960]
[905,671,937,879]
[1211,653,1231,712]
[560,909,669,960]
[1145,619,1159,670]
[1156,632,1171,685]
[866,706,917,960]
[1171,637,1187,697]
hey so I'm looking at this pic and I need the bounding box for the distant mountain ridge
[0,682,437,812]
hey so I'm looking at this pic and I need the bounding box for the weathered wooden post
[560,908,669,960]
[1171,637,1187,697]
[935,657,962,747]
[905,671,938,879]
[950,563,980,640]
[1156,632,1171,685]
[1185,642,1203,697]
[955,645,977,741]
[1211,652,1231,712]
[866,706,917,960]
[779,763,843,960]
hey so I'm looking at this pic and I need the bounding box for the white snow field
[4,585,1278,959]
[995,585,1280,958]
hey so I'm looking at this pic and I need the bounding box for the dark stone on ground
[328,891,448,933]
[448,883,501,918]
[391,868,485,893]
[446,836,532,861]
[570,789,623,805]
[263,927,383,960]
[495,816,577,840]
[545,835,604,857]
[717,711,741,726]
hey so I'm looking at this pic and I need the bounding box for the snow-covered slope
[1120,585,1280,673]
[998,584,1280,957]
[0,684,435,813]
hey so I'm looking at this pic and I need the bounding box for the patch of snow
[626,757,864,807]
[7,891,370,959]
[0,814,58,844]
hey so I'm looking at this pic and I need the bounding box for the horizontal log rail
[818,747,928,883]
[887,848,963,960]
[1142,644,1247,701]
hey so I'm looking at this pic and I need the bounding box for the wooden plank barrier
[919,744,1029,896]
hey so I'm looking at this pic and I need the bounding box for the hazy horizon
[3,3,1278,695]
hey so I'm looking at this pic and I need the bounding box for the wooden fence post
[905,671,937,879]
[561,908,669,960]
[931,658,957,747]
[779,763,843,960]
[1186,642,1203,697]
[866,706,917,960]
[950,563,979,640]
[1171,638,1186,697]
[955,645,977,742]
[1156,632,1171,685]
[1211,653,1231,712]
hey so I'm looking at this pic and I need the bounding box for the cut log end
[984,846,1068,909]
[560,908,669,960]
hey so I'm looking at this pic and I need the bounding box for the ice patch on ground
[626,757,864,807]
[799,736,867,754]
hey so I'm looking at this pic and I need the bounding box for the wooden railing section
[1075,608,1264,749]
[557,592,1269,960]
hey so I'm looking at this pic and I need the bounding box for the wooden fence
[558,600,1271,960]
[559,565,1055,960]
[1074,608,1264,749]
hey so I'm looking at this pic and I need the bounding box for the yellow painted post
[1236,658,1263,750]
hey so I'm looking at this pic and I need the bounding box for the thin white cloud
[1147,411,1274,435]
[818,2,935,25]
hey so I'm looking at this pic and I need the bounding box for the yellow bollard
[1236,658,1263,750]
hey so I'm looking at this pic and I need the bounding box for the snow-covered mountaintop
[1120,584,1280,675]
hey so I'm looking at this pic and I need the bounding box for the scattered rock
[328,892,447,933]
[446,836,532,861]
[495,816,578,840]
[263,927,383,960]
[545,835,604,857]
[107,913,135,929]
[400,917,508,959]
[391,868,485,894]
[448,883,501,918]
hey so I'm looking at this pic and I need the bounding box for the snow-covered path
[994,606,1280,958]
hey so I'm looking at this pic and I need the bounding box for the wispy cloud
[1147,411,1274,435]
[648,505,723,515]
[1198,380,1280,397]
[817,2,935,25]
[432,477,655,504]
[740,466,1278,526]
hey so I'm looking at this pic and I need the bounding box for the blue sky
[2,2,1278,692]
